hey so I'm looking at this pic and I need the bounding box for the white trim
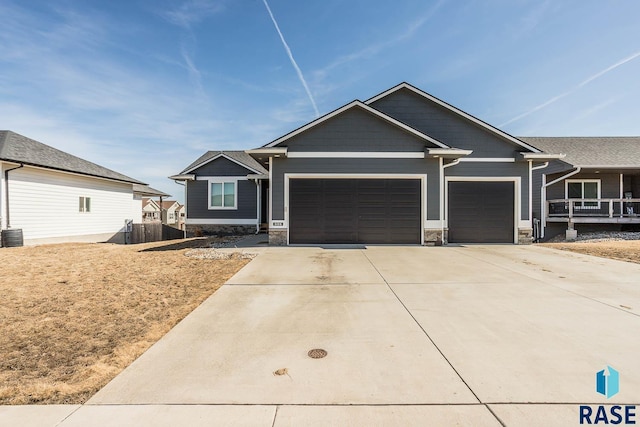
[265,100,449,149]
[168,174,195,181]
[245,147,287,156]
[458,158,515,163]
[284,174,427,245]
[565,179,601,208]
[444,176,522,244]
[365,83,542,153]
[427,148,473,158]
[287,151,425,159]
[185,218,258,225]
[424,220,443,228]
[207,179,239,210]
[520,152,565,160]
[183,153,265,175]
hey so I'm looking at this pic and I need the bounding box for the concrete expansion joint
[357,249,498,423]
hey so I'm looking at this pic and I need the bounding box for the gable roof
[365,82,542,153]
[181,150,268,175]
[519,137,640,168]
[142,198,160,209]
[0,131,144,184]
[159,200,180,209]
[263,100,450,149]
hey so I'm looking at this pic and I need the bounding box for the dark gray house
[173,82,640,244]
[170,151,269,236]
[173,82,574,245]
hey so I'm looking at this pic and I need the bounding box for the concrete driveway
[9,245,640,426]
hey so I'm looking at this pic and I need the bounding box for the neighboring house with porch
[142,198,161,222]
[522,137,640,241]
[133,184,170,223]
[0,131,147,245]
[171,82,638,245]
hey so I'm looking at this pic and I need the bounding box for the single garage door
[289,178,421,244]
[448,181,514,243]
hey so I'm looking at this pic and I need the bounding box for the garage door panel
[448,181,514,243]
[289,178,421,244]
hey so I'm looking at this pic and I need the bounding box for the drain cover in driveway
[308,349,327,359]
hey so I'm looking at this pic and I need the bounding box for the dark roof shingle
[181,150,268,175]
[519,136,640,167]
[0,131,144,184]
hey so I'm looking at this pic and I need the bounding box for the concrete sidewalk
[4,245,640,426]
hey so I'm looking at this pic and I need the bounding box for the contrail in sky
[500,50,640,127]
[262,0,320,118]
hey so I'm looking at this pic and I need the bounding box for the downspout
[530,161,549,240]
[440,158,461,245]
[4,163,24,229]
[540,166,581,238]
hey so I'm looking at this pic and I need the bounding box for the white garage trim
[284,173,427,245]
[444,176,521,244]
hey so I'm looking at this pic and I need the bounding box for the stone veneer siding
[518,228,533,245]
[269,229,287,246]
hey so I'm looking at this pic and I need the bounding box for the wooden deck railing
[547,198,640,219]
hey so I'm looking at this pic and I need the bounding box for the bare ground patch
[0,238,251,405]
[541,240,640,264]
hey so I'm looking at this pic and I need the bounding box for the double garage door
[289,179,421,244]
[288,178,515,244]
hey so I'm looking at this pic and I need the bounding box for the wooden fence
[129,223,184,244]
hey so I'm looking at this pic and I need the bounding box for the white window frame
[565,179,601,209]
[208,179,238,210]
[79,196,91,213]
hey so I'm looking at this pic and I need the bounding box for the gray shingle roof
[519,137,640,167]
[0,131,144,184]
[132,184,170,197]
[181,150,269,175]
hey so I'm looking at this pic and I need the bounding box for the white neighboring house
[161,200,181,226]
[141,198,162,222]
[0,131,155,245]
[135,185,171,224]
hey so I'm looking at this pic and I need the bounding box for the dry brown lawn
[0,239,250,405]
[541,240,640,264]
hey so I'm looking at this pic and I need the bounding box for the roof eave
[519,152,566,161]
[169,174,196,181]
[426,148,473,159]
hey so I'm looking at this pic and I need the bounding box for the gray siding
[545,172,623,200]
[531,160,572,220]
[370,89,522,157]
[271,157,440,220]
[191,156,256,176]
[283,107,432,152]
[186,179,257,220]
[445,162,530,220]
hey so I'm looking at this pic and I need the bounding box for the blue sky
[2,0,640,202]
